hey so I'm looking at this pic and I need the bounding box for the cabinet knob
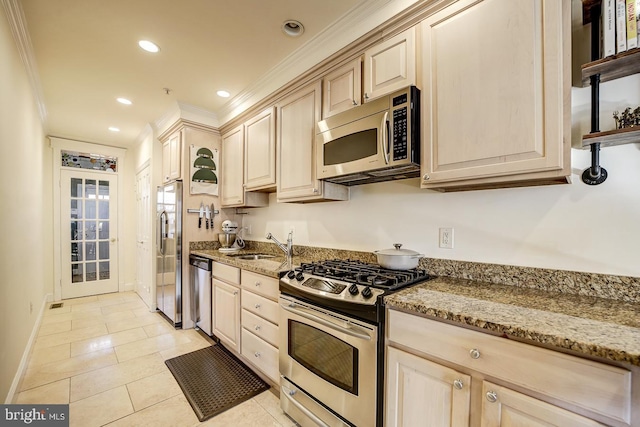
[486,391,498,403]
[255,303,261,309]
[313,188,319,194]
[453,379,464,390]
[423,174,430,181]
[233,291,238,296]
[254,325,261,331]
[254,352,261,358]
[352,100,357,106]
[364,93,369,99]
[255,281,261,287]
[469,348,481,359]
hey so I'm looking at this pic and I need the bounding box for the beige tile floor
[15,291,296,427]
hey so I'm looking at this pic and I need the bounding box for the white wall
[0,3,50,401]
[241,6,640,279]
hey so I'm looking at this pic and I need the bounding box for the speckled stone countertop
[385,276,640,367]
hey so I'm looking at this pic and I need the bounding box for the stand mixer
[218,220,245,252]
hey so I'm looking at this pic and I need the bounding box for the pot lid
[376,243,420,256]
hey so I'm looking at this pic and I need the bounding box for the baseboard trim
[4,293,53,403]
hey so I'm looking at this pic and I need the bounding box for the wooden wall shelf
[581,49,640,87]
[582,127,640,148]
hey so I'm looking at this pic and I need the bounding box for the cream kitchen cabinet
[240,270,280,383]
[419,0,571,191]
[322,57,362,118]
[276,80,349,203]
[161,130,182,183]
[220,125,268,208]
[211,261,241,353]
[386,309,633,427]
[244,106,276,191]
[363,26,416,102]
[386,346,470,427]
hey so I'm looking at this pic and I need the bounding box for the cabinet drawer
[211,261,240,285]
[241,328,279,383]
[241,290,279,325]
[242,309,279,348]
[241,270,279,300]
[387,310,632,424]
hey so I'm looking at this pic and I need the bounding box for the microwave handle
[381,111,390,164]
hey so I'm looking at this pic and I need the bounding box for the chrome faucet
[266,231,293,269]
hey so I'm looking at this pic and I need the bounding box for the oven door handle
[281,384,331,427]
[280,302,372,341]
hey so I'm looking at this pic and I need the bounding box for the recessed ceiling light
[216,90,230,98]
[108,127,120,132]
[282,20,304,37]
[138,40,160,53]
[116,97,132,105]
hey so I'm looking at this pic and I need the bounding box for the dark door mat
[165,345,270,422]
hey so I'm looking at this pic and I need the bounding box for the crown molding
[218,0,421,125]
[153,101,219,139]
[1,0,47,126]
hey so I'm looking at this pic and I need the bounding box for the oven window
[323,129,377,165]
[288,320,358,395]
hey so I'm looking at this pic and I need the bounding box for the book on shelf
[628,0,638,49]
[603,0,616,57]
[617,0,628,53]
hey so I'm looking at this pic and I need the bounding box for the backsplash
[190,240,640,304]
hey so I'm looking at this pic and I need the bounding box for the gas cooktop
[280,259,430,308]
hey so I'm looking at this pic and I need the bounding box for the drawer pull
[453,379,464,390]
[255,281,261,287]
[469,348,481,359]
[254,325,261,331]
[486,391,498,403]
[255,303,261,309]
[254,352,261,358]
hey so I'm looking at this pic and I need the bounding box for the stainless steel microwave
[316,86,420,185]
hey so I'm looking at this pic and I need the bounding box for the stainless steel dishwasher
[189,255,212,335]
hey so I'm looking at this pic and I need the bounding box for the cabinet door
[277,81,323,201]
[212,278,241,352]
[322,57,362,118]
[162,132,182,182]
[244,107,276,190]
[481,381,605,427]
[420,0,569,188]
[363,27,416,101]
[386,347,470,427]
[220,125,245,207]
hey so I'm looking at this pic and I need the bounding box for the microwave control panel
[392,93,409,161]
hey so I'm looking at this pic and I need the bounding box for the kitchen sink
[230,253,276,260]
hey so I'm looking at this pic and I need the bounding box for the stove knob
[361,286,373,299]
[286,270,296,279]
[348,284,359,295]
[295,272,305,282]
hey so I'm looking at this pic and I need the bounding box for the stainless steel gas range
[278,259,430,427]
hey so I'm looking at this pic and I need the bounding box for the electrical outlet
[439,227,454,249]
[245,224,252,235]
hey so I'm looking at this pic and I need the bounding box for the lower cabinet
[240,270,280,384]
[386,309,633,427]
[386,346,470,427]
[212,277,241,353]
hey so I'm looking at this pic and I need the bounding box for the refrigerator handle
[158,211,166,254]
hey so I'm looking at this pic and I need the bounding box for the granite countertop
[385,276,640,367]
[190,249,299,278]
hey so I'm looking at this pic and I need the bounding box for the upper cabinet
[322,57,362,118]
[244,107,276,191]
[419,0,571,191]
[363,26,417,102]
[220,125,245,207]
[161,130,182,183]
[276,81,349,203]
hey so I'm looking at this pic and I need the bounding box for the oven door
[279,295,378,427]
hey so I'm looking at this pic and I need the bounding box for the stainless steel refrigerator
[156,180,183,327]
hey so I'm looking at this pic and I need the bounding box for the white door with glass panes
[61,170,118,299]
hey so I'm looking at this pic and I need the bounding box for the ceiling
[18,0,364,147]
